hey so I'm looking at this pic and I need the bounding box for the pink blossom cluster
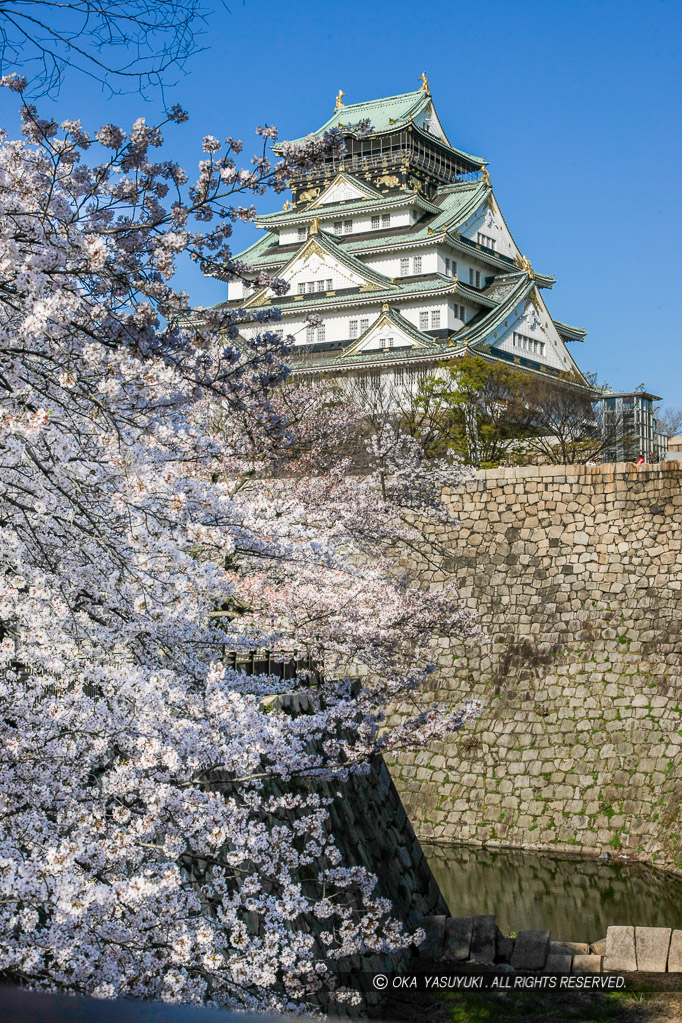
[0,95,480,1013]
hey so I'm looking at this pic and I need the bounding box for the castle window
[306,281,315,293]
[431,311,441,328]
[382,214,391,228]
[297,283,305,295]
[343,219,352,234]
[468,268,481,288]
[455,304,465,320]
[452,260,457,276]
[298,227,307,241]
[413,255,422,273]
[477,232,496,250]
[400,258,410,275]
[512,332,545,357]
[349,319,358,338]
[419,312,429,330]
[316,280,325,292]
[360,318,369,332]
[380,337,387,349]
[371,215,380,230]
[326,279,333,290]
[306,323,326,344]
[445,258,450,274]
[395,366,404,384]
[333,221,343,235]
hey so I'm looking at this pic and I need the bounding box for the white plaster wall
[280,225,306,245]
[364,248,436,278]
[276,308,384,346]
[400,300,449,332]
[453,254,489,289]
[279,206,416,246]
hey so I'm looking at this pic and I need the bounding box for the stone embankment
[418,914,682,975]
[388,462,682,871]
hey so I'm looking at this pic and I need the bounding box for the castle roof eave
[552,318,588,341]
[221,275,466,318]
[254,190,441,227]
[277,87,485,170]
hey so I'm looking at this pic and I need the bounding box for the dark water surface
[423,842,682,942]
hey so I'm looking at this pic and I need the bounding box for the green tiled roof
[458,275,535,348]
[255,191,438,227]
[553,318,588,341]
[287,89,431,142]
[227,274,458,319]
[282,87,485,167]
[429,181,488,232]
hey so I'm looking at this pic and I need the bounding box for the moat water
[423,842,682,941]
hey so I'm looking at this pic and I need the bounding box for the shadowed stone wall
[388,462,682,872]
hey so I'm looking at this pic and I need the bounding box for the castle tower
[218,80,589,387]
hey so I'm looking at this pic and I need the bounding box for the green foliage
[440,989,666,1022]
[409,355,533,466]
[405,354,604,467]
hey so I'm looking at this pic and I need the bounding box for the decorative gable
[310,173,381,207]
[419,101,448,144]
[243,235,391,308]
[344,308,431,357]
[490,290,576,374]
[462,197,519,261]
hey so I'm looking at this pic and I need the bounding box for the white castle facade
[219,78,591,390]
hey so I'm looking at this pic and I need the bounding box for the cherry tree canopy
[0,80,479,1013]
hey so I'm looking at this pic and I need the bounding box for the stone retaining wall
[418,914,682,976]
[388,462,682,870]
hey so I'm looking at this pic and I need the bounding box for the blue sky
[2,0,680,406]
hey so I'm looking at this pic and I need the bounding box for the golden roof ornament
[282,199,292,211]
[481,166,491,187]
[334,89,345,111]
[419,71,431,95]
[382,302,390,312]
[520,254,535,279]
[310,216,320,235]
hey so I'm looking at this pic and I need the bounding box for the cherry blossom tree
[0,81,479,1013]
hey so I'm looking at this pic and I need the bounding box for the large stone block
[496,936,515,963]
[550,941,589,956]
[635,927,671,972]
[443,916,473,962]
[604,926,637,972]
[667,930,682,971]
[417,915,445,962]
[545,953,572,974]
[470,915,496,963]
[573,954,603,974]
[510,929,550,971]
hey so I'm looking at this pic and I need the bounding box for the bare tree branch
[0,0,216,96]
